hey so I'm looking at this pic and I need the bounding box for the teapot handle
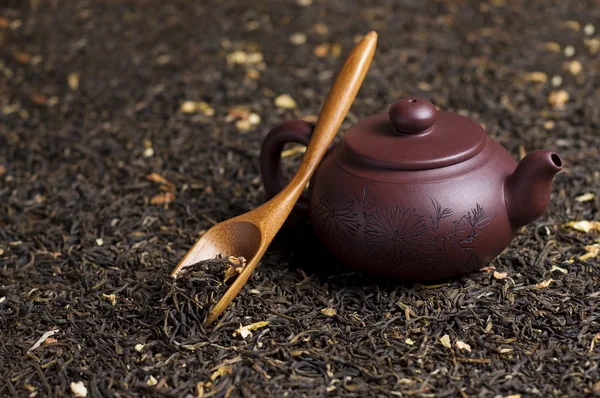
[259,120,334,211]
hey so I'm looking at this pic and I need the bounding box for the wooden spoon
[170,31,378,326]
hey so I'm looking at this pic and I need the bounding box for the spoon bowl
[172,220,262,271]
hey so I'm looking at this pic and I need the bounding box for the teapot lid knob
[389,97,437,134]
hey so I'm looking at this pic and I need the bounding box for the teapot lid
[340,97,487,170]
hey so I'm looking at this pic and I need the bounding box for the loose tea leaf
[162,256,249,334]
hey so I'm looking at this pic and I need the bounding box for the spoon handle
[272,31,378,216]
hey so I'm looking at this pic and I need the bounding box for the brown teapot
[259,97,563,281]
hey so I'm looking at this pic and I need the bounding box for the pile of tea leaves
[1,0,600,397]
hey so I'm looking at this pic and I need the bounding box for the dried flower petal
[321,308,336,317]
[210,365,232,381]
[568,60,582,75]
[575,193,595,202]
[290,33,307,45]
[550,265,568,274]
[535,279,555,289]
[440,334,451,349]
[274,94,297,109]
[68,72,80,91]
[580,244,600,261]
[70,381,88,397]
[13,51,30,64]
[493,271,508,280]
[146,173,171,186]
[585,38,600,54]
[590,333,600,352]
[523,71,547,83]
[455,340,472,353]
[314,43,330,57]
[150,192,175,205]
[28,329,59,353]
[564,20,580,31]
[180,101,196,113]
[223,256,247,282]
[544,42,561,52]
[101,293,116,306]
[233,321,269,339]
[564,220,600,233]
[548,90,569,109]
[44,337,58,345]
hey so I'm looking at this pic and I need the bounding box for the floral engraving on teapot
[313,184,494,270]
[363,206,435,266]
[427,198,452,231]
[313,190,361,248]
[446,204,492,267]
[354,185,379,216]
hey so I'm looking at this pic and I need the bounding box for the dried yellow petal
[564,220,600,233]
[70,381,88,397]
[568,60,582,75]
[146,173,173,188]
[289,33,307,45]
[580,244,600,261]
[544,42,561,52]
[585,38,600,54]
[440,334,451,349]
[493,271,508,280]
[150,192,175,205]
[590,333,600,352]
[455,340,472,353]
[548,90,569,109]
[523,72,547,83]
[314,43,330,57]
[210,365,232,381]
[535,279,555,289]
[575,193,595,202]
[180,101,196,113]
[274,94,297,109]
[564,20,581,31]
[68,72,80,91]
[233,321,269,339]
[321,308,336,317]
[101,293,116,306]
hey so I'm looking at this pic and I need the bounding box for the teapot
[259,97,563,281]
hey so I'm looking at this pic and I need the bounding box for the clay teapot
[259,97,563,281]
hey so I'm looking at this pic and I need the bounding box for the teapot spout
[504,150,563,228]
